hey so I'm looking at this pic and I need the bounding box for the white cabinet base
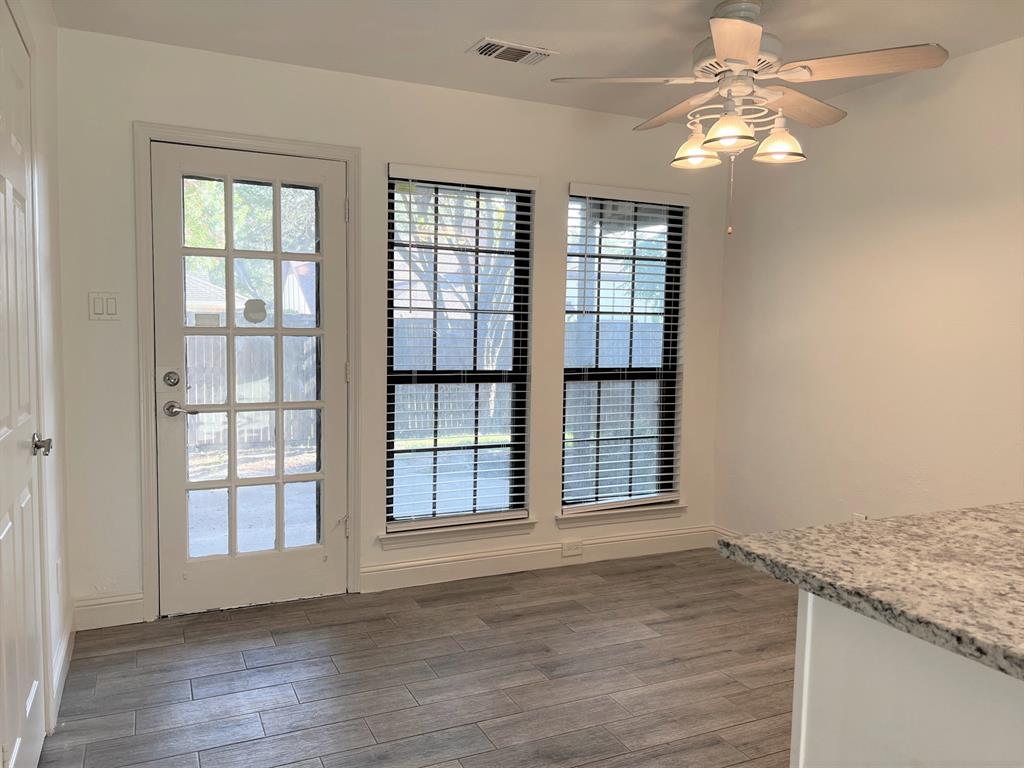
[791,591,1024,766]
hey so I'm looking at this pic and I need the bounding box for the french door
[152,142,348,615]
[0,4,46,766]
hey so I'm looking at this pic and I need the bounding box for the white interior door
[0,4,46,767]
[152,142,348,616]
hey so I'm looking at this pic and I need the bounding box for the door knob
[32,433,53,456]
[163,401,200,417]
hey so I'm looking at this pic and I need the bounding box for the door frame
[132,122,362,619]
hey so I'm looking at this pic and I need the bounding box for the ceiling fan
[552,0,948,171]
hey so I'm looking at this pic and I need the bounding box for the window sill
[379,516,537,550]
[556,502,685,528]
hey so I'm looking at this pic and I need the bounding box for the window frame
[561,188,687,514]
[385,169,535,531]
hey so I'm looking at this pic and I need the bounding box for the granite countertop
[719,501,1024,681]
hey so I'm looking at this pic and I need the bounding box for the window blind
[562,195,686,509]
[387,177,532,527]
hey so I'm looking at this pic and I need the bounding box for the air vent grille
[467,37,557,66]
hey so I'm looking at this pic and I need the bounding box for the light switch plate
[88,292,120,321]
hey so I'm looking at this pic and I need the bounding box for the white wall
[716,38,1024,534]
[14,0,71,724]
[58,30,728,622]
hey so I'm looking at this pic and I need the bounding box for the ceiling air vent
[467,37,558,66]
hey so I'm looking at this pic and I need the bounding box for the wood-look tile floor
[43,548,797,768]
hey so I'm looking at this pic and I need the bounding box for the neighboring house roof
[185,273,247,313]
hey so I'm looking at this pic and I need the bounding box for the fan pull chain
[726,153,736,235]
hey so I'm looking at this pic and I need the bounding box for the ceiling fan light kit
[702,106,758,151]
[752,112,806,164]
[671,130,722,170]
[553,0,948,229]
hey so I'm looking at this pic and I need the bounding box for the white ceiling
[53,0,1024,122]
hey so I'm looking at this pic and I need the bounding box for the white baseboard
[71,528,738,625]
[48,628,74,730]
[360,524,724,592]
[714,525,742,540]
[73,591,146,631]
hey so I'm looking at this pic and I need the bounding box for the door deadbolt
[163,370,181,387]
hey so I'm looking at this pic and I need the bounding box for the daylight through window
[386,177,532,525]
[562,195,685,508]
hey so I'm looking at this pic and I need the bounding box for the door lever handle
[163,400,200,418]
[32,432,53,456]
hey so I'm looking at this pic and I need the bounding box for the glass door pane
[181,174,324,559]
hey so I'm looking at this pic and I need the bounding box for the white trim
[132,126,159,622]
[714,524,743,540]
[584,525,713,548]
[362,524,721,592]
[556,502,685,528]
[791,589,813,766]
[73,592,146,631]
[47,629,73,731]
[569,182,692,208]
[388,162,539,191]
[380,516,537,550]
[386,508,529,533]
[132,122,363,618]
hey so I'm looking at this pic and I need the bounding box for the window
[562,194,685,509]
[387,176,532,527]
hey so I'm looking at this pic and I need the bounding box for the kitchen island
[720,501,1024,766]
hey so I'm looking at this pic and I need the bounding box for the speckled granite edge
[718,507,1024,682]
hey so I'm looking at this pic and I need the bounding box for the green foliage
[183,177,225,249]
[233,182,273,251]
[281,185,318,253]
[185,255,225,285]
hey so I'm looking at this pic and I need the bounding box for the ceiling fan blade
[777,43,948,82]
[551,76,700,85]
[633,89,718,131]
[709,17,763,66]
[760,86,846,127]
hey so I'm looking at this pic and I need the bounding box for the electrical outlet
[562,540,583,557]
[851,512,868,523]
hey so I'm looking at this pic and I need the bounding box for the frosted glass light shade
[753,126,807,163]
[671,131,721,169]
[702,114,756,151]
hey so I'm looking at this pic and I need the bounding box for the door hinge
[343,515,351,539]
[344,197,350,222]
[345,361,351,382]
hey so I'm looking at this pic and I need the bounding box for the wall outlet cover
[562,540,583,557]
